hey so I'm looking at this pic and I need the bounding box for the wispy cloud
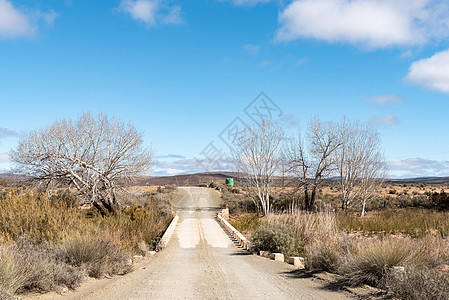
[295,57,308,66]
[400,50,413,59]
[221,0,273,6]
[243,44,260,56]
[0,0,57,39]
[0,153,10,164]
[120,0,183,27]
[389,157,449,178]
[0,0,35,38]
[368,94,404,106]
[276,0,449,49]
[153,155,233,176]
[406,48,449,94]
[371,113,399,126]
[157,154,186,159]
[259,60,270,67]
[0,127,18,139]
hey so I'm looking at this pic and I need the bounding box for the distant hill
[387,177,449,185]
[135,172,242,186]
[2,172,449,186]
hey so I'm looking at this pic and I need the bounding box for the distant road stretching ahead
[52,187,351,300]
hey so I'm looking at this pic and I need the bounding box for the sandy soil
[30,187,352,300]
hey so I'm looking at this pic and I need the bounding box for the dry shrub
[416,233,449,265]
[229,213,261,235]
[384,266,449,300]
[0,189,172,297]
[0,190,172,253]
[305,240,341,272]
[0,245,27,299]
[0,237,83,297]
[0,190,84,243]
[64,234,132,278]
[340,237,424,287]
[267,210,338,244]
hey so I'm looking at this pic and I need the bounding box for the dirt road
[52,187,351,299]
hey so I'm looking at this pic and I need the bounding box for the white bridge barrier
[217,210,251,251]
[157,214,179,250]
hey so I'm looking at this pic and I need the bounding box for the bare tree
[336,119,387,214]
[234,121,284,215]
[10,112,154,215]
[285,117,342,211]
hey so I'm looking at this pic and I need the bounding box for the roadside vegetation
[223,183,449,300]
[0,113,175,299]
[0,186,174,298]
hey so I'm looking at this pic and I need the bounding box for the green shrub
[251,224,302,259]
[431,191,449,211]
[64,235,132,278]
[384,266,449,300]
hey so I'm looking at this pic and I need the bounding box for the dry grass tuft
[340,237,425,287]
[64,234,131,278]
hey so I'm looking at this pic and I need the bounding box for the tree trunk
[309,187,316,211]
[304,187,310,210]
[361,197,367,217]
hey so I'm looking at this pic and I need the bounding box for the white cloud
[121,0,158,25]
[276,0,449,48]
[223,0,273,6]
[371,113,399,125]
[406,48,449,94]
[400,50,413,59]
[163,5,183,24]
[389,157,449,178]
[120,0,183,26]
[153,154,234,176]
[368,94,404,105]
[34,10,58,26]
[0,128,18,139]
[243,44,260,55]
[0,0,35,38]
[295,57,307,66]
[0,1,58,39]
[0,153,9,163]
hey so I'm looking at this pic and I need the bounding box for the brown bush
[384,266,449,300]
[64,234,132,278]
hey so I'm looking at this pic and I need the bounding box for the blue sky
[0,0,449,178]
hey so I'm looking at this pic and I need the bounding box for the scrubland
[0,182,174,299]
[224,182,449,300]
